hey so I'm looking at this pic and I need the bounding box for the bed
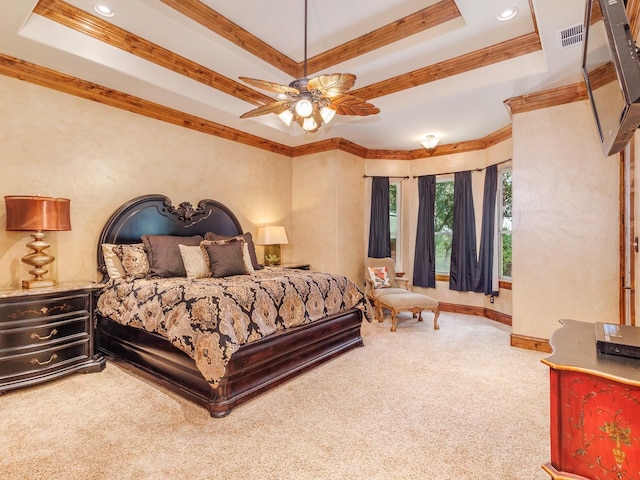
[95,194,370,417]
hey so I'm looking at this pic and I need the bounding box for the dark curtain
[449,171,478,291]
[368,176,391,258]
[475,165,499,295]
[413,175,436,287]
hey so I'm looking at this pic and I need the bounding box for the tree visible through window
[499,169,512,279]
[435,179,454,273]
[389,182,400,265]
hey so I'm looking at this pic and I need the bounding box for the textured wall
[512,101,620,340]
[290,150,365,282]
[0,75,292,289]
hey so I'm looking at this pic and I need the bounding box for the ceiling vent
[557,23,584,49]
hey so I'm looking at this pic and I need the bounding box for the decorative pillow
[200,239,249,278]
[204,231,262,270]
[178,245,210,279]
[101,243,125,279]
[368,266,391,289]
[142,234,203,278]
[112,243,150,279]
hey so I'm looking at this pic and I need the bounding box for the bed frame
[95,194,364,417]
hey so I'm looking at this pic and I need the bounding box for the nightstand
[0,283,106,394]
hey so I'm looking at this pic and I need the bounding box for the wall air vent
[557,23,584,49]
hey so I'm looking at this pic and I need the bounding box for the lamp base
[263,244,282,266]
[22,278,55,289]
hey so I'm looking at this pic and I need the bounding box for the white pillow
[102,243,125,279]
[178,244,210,279]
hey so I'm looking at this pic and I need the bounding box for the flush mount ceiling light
[93,3,115,17]
[238,0,379,133]
[420,135,440,151]
[497,7,518,22]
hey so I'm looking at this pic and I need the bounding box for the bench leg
[390,310,398,332]
[433,309,440,330]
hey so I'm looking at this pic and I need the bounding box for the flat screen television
[582,0,640,156]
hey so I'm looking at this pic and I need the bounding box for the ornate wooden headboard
[96,194,243,281]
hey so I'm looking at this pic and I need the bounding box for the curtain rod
[412,158,512,178]
[362,175,410,180]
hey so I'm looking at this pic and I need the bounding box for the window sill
[434,275,512,291]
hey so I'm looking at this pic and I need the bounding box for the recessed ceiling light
[497,7,518,22]
[93,4,115,17]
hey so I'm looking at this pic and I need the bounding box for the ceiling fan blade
[240,101,291,119]
[307,74,356,97]
[239,77,300,96]
[328,94,380,116]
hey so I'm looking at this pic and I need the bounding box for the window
[499,169,512,279]
[435,178,454,274]
[389,181,401,267]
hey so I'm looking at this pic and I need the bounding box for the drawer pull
[30,329,58,341]
[30,354,58,366]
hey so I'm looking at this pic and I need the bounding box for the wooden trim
[621,150,627,325]
[351,32,542,101]
[437,302,512,327]
[627,0,640,43]
[510,333,552,353]
[498,280,512,290]
[157,0,299,78]
[159,0,460,79]
[305,0,461,76]
[631,137,636,327]
[0,53,293,156]
[504,82,587,115]
[0,51,513,158]
[33,0,273,107]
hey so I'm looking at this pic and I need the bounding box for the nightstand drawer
[0,315,88,353]
[0,338,90,380]
[0,293,88,322]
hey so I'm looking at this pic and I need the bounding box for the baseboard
[438,302,512,326]
[437,302,552,353]
[509,333,552,353]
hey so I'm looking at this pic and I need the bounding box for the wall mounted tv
[582,0,640,156]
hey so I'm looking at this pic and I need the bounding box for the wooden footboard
[97,308,364,417]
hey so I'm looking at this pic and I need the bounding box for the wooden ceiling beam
[33,0,273,106]
[305,0,461,76]
[0,53,292,156]
[158,0,299,78]
[351,32,542,101]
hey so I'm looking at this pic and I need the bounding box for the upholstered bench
[375,293,440,332]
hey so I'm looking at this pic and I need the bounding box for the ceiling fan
[238,0,380,133]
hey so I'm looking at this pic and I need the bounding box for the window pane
[501,170,512,231]
[435,180,454,273]
[389,183,398,262]
[501,233,512,277]
[499,169,512,280]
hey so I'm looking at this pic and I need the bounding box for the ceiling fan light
[295,98,314,118]
[302,117,317,132]
[320,107,336,124]
[420,135,439,150]
[277,109,294,126]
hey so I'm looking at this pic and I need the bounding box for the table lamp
[255,226,289,265]
[5,195,71,288]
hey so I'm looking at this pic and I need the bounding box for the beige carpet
[0,312,550,480]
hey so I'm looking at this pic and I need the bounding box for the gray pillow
[142,234,203,277]
[204,231,262,270]
[201,239,248,278]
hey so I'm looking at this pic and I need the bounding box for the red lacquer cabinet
[542,320,640,480]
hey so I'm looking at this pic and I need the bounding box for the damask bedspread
[97,268,372,387]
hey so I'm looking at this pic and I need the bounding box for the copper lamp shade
[5,196,71,289]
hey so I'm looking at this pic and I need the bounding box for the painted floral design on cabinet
[561,372,640,479]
